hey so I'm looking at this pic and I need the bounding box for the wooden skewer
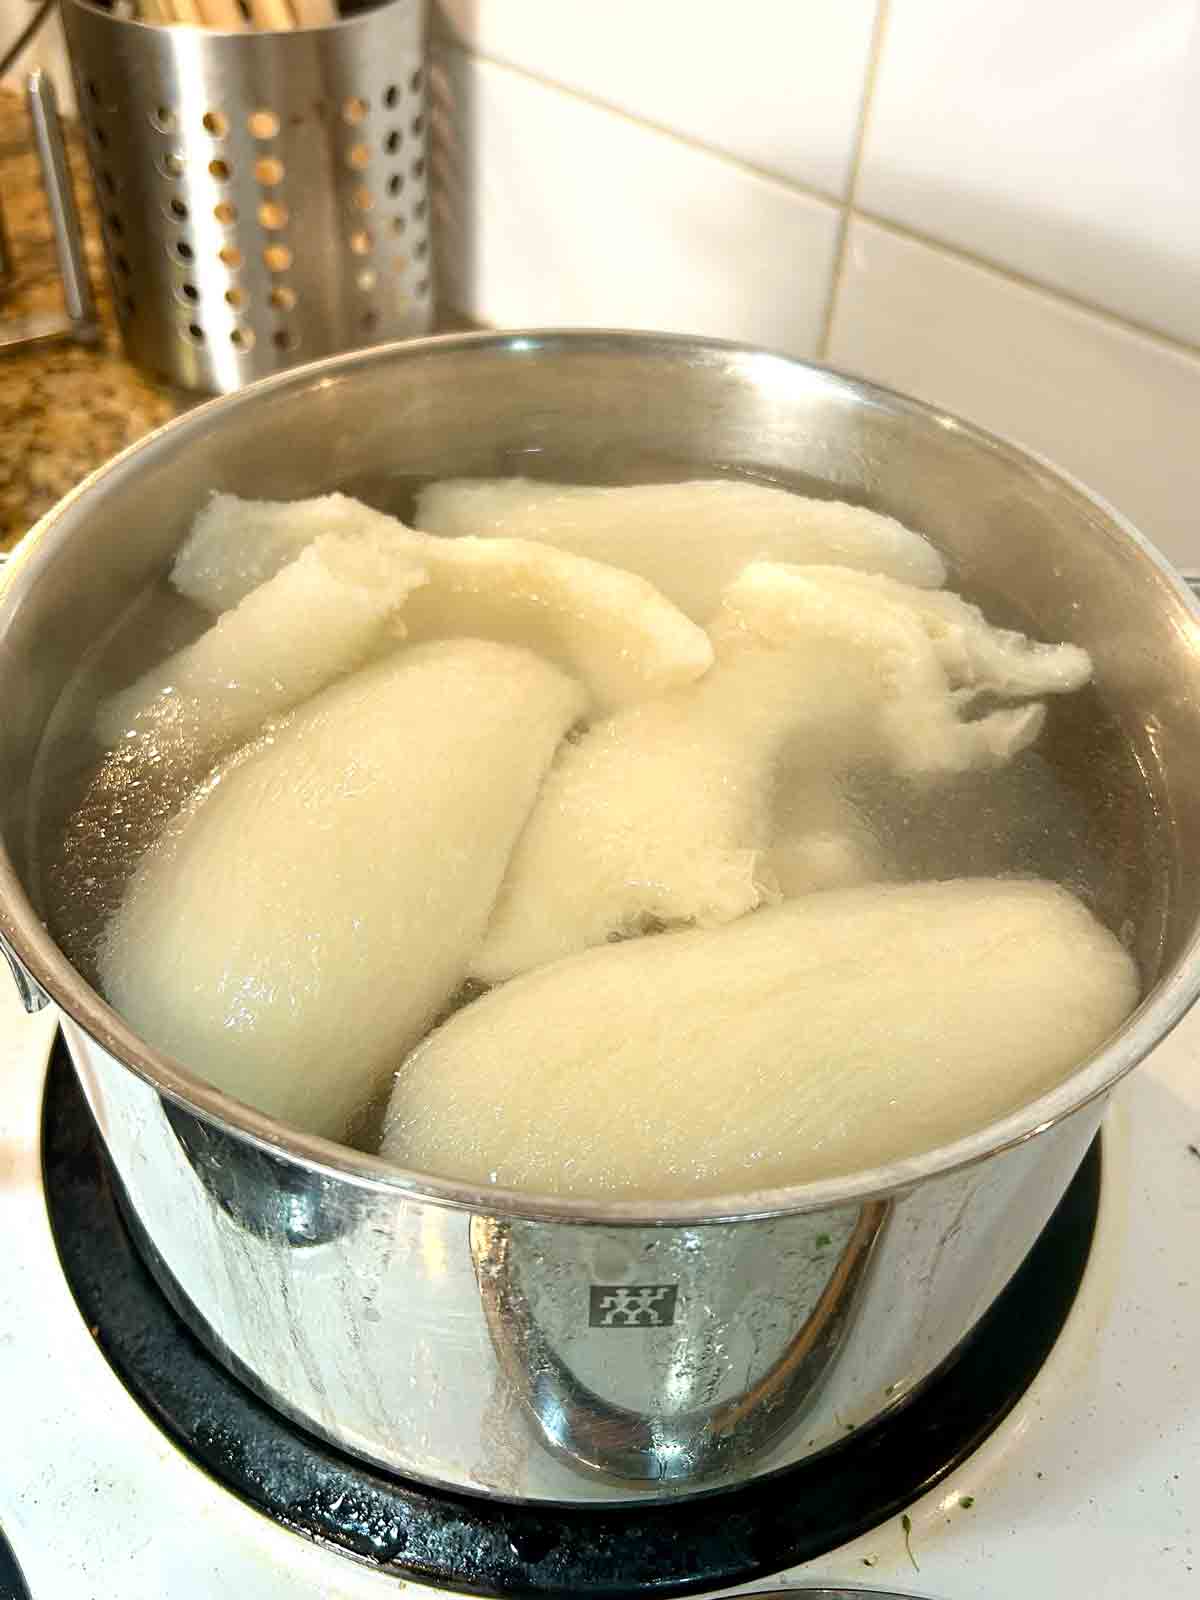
[247,0,296,28]
[194,0,248,28]
[290,0,337,25]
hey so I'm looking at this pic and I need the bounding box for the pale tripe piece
[172,491,404,613]
[415,477,948,618]
[95,530,428,756]
[796,565,1093,699]
[473,562,1088,980]
[383,879,1138,1199]
[393,534,713,711]
[727,563,1092,775]
[97,640,586,1139]
[171,493,713,712]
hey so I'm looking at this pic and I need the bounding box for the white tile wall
[434,46,841,356]
[827,218,1200,570]
[435,0,880,200]
[858,0,1200,350]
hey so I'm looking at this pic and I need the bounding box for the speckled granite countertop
[0,87,175,553]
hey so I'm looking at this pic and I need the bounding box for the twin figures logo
[588,1284,679,1328]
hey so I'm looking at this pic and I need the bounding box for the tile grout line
[442,33,1200,370]
[440,38,846,211]
[818,0,891,361]
[849,206,1200,365]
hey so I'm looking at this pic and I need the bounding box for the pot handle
[0,931,51,1013]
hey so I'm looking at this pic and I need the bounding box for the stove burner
[43,1040,1100,1598]
[0,1524,31,1600]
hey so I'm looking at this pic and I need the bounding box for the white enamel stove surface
[0,976,1197,1600]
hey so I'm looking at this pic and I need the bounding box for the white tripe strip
[171,492,402,613]
[169,493,714,712]
[796,565,1094,697]
[727,563,1091,773]
[98,640,586,1140]
[384,879,1138,1200]
[95,530,428,756]
[391,534,713,711]
[414,477,949,617]
[472,561,1090,981]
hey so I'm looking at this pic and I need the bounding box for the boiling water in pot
[24,472,1169,1193]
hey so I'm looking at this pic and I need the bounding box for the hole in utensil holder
[248,109,280,140]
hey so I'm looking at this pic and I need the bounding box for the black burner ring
[0,1523,31,1600]
[43,1038,1100,1597]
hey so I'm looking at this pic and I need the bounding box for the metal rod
[25,69,99,343]
[0,187,14,294]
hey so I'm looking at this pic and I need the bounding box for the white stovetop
[0,974,1197,1600]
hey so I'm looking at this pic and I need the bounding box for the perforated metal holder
[61,0,432,393]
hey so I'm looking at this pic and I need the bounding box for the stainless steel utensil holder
[60,0,431,393]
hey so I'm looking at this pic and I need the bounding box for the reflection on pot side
[470,1204,887,1485]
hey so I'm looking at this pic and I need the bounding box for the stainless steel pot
[3,331,1199,1506]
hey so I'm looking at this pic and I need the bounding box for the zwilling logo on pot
[589,1285,679,1328]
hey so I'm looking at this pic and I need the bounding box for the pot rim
[4,327,1199,1225]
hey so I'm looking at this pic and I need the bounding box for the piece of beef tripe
[98,640,585,1139]
[170,492,713,713]
[383,879,1137,1200]
[415,476,949,618]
